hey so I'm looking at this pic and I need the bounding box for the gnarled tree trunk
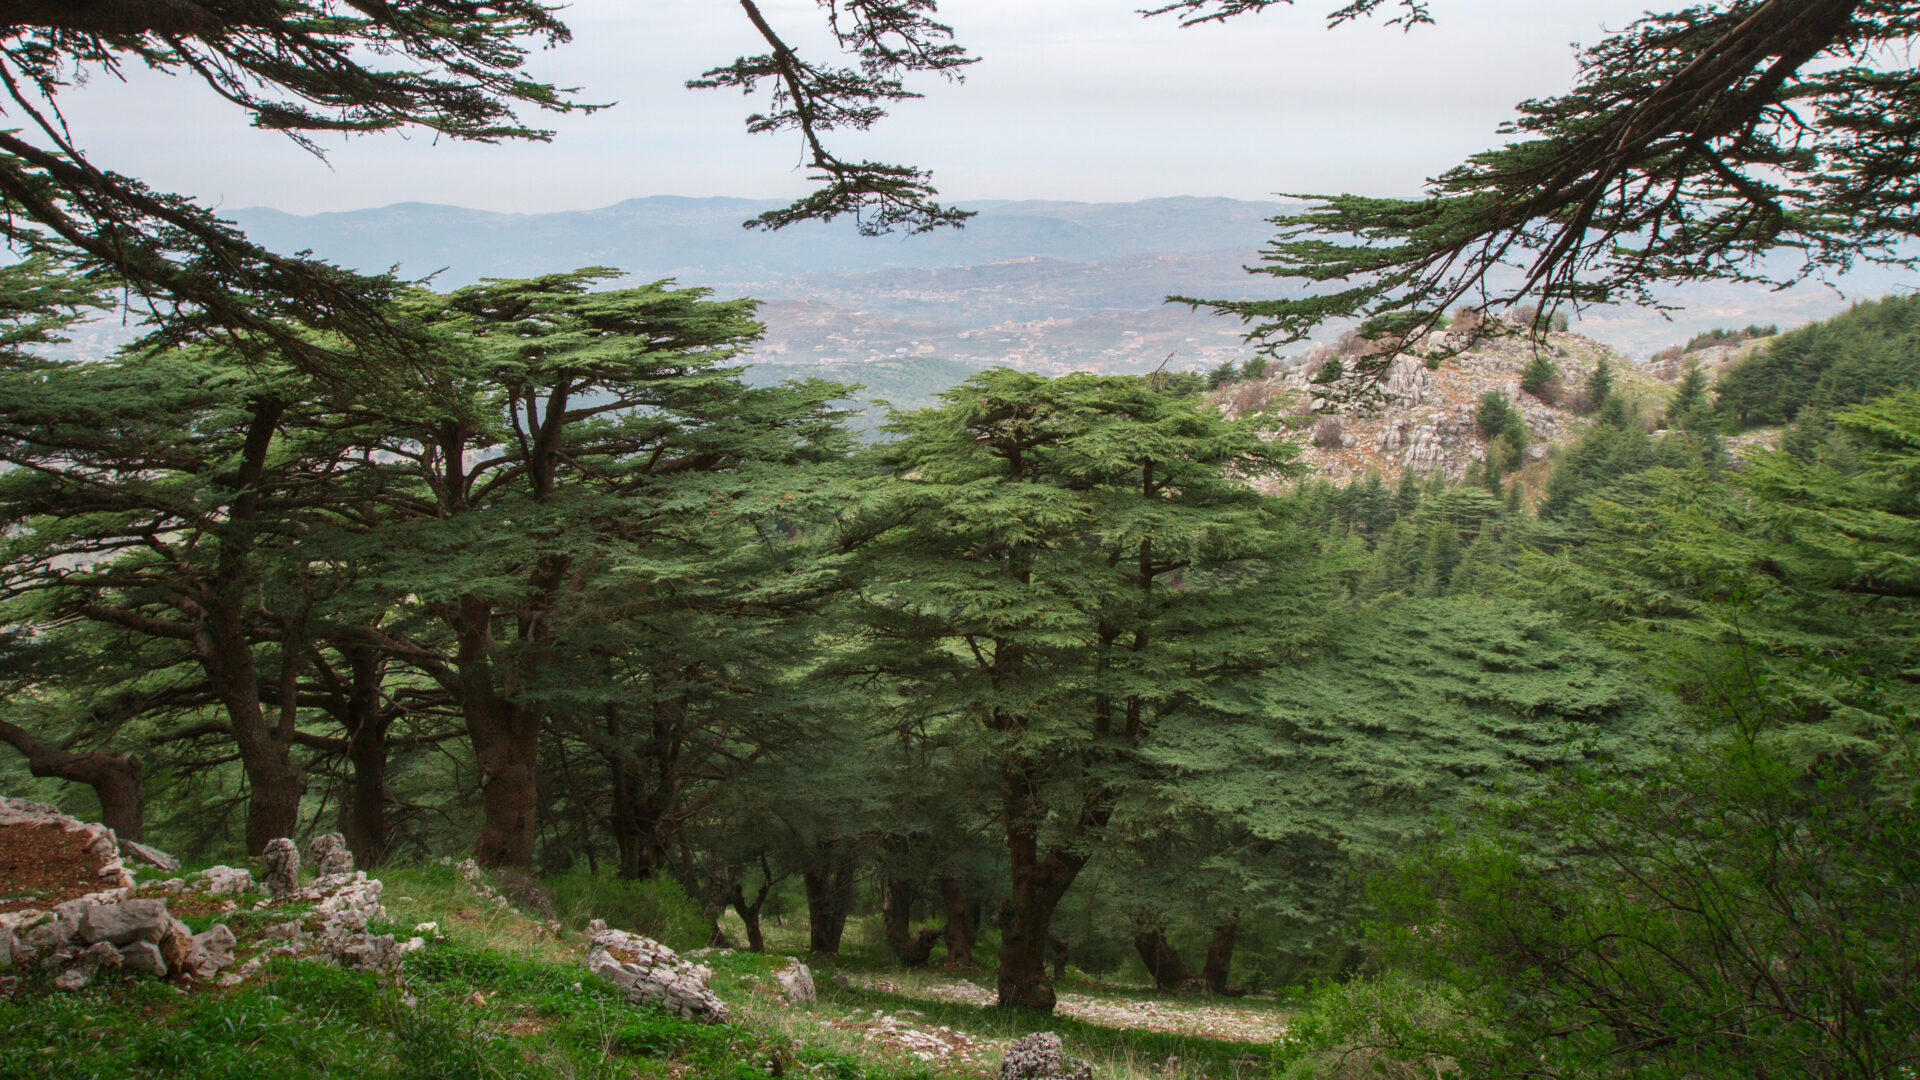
[803,843,859,955]
[0,722,144,839]
[1201,917,1245,996]
[939,876,974,967]
[996,807,1087,1011]
[1133,927,1191,990]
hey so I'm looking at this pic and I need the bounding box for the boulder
[77,940,123,977]
[998,1033,1093,1080]
[188,925,237,977]
[79,899,170,947]
[260,837,300,898]
[584,928,731,1024]
[158,917,193,971]
[774,958,816,1006]
[119,839,180,872]
[22,916,76,955]
[51,968,91,992]
[306,833,354,878]
[199,866,253,896]
[118,940,166,977]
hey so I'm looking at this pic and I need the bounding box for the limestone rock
[158,917,193,972]
[51,968,92,992]
[998,1032,1093,1080]
[199,866,253,896]
[774,958,815,1006]
[119,839,180,872]
[188,925,237,977]
[77,940,123,976]
[306,833,354,878]
[79,899,171,947]
[118,940,166,977]
[584,928,731,1024]
[260,838,300,898]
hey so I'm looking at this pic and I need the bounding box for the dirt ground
[0,822,110,914]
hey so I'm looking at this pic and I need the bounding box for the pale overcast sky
[54,1,1656,214]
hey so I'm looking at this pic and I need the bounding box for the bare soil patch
[0,822,107,913]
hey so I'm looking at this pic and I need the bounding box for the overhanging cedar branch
[690,0,977,236]
[0,1,584,375]
[1170,0,1908,383]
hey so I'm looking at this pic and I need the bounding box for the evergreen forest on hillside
[4,2,1920,1079]
[2,250,1917,1077]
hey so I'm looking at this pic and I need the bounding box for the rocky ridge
[1219,318,1677,486]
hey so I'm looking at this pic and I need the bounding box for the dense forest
[4,3,1920,1078]
[3,246,1916,1074]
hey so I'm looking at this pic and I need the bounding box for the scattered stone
[583,928,731,1024]
[774,958,816,1006]
[188,924,237,977]
[77,940,124,976]
[198,866,253,896]
[119,839,180,872]
[306,833,354,878]
[79,899,170,947]
[51,968,91,992]
[259,838,301,899]
[118,940,166,977]
[998,1033,1093,1080]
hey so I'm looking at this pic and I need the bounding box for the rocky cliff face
[1219,318,1674,486]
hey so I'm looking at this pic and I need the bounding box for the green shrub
[545,872,709,949]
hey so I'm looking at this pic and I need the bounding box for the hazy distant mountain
[229,196,1299,285]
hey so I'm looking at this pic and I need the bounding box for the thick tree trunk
[939,876,974,967]
[880,877,921,962]
[205,397,304,855]
[343,722,390,867]
[458,603,542,868]
[802,845,858,955]
[730,880,769,952]
[1201,917,1244,996]
[0,722,145,839]
[338,645,392,868]
[997,813,1086,1011]
[1133,927,1192,990]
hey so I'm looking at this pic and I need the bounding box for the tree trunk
[939,876,973,967]
[880,877,918,962]
[730,879,770,952]
[458,603,542,868]
[997,813,1086,1011]
[802,845,858,955]
[1201,917,1244,996]
[338,644,392,868]
[1050,934,1069,981]
[0,722,145,839]
[343,720,390,868]
[206,397,304,855]
[1133,927,1192,990]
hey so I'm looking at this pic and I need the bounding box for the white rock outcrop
[584,928,731,1024]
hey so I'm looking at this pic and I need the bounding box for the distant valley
[128,197,1902,415]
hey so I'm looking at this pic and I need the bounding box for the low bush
[545,872,710,949]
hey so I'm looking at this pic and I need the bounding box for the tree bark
[1201,917,1245,996]
[0,722,145,839]
[1133,927,1192,990]
[1050,934,1069,981]
[938,875,974,967]
[205,398,304,855]
[730,878,770,952]
[802,844,858,955]
[996,811,1086,1011]
[335,643,393,868]
[457,600,542,868]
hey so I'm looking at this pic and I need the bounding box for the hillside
[1217,318,1697,486]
